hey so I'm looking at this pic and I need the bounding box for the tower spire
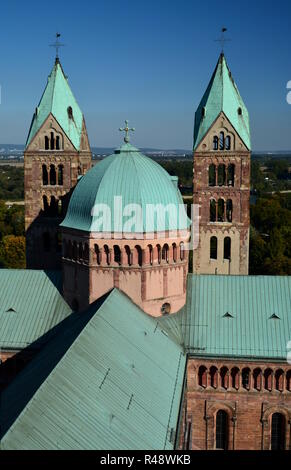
[50,33,64,61]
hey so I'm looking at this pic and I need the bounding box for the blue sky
[0,0,291,150]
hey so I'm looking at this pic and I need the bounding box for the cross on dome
[119,120,135,143]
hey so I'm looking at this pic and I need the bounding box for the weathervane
[50,33,64,59]
[215,27,231,53]
[119,120,135,143]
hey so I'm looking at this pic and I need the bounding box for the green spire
[26,58,84,150]
[193,53,251,150]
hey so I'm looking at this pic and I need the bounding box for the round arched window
[161,303,171,315]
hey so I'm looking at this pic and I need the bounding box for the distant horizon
[1,143,291,155]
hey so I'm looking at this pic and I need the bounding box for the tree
[0,235,26,268]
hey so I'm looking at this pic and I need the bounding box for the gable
[25,113,79,152]
[195,112,249,153]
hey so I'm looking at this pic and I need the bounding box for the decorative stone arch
[261,405,291,450]
[206,402,235,451]
[197,365,208,388]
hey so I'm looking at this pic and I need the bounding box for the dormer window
[201,107,206,118]
[67,106,73,119]
[238,107,242,116]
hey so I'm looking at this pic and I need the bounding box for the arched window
[210,236,217,260]
[227,164,235,186]
[56,233,62,252]
[242,368,250,390]
[161,303,171,315]
[125,245,132,266]
[113,245,121,265]
[162,244,169,263]
[42,165,48,185]
[83,243,89,262]
[172,243,177,263]
[78,242,83,260]
[58,165,64,185]
[63,240,68,258]
[253,368,262,391]
[217,199,225,222]
[43,195,49,215]
[275,370,284,392]
[220,367,228,389]
[219,132,225,150]
[104,245,110,265]
[231,367,239,390]
[224,237,231,260]
[43,232,50,252]
[213,136,218,150]
[271,413,285,450]
[216,410,228,450]
[210,199,216,222]
[45,136,49,150]
[225,136,231,150]
[198,366,207,388]
[58,200,62,216]
[135,245,143,267]
[238,107,242,116]
[50,196,58,216]
[209,164,216,186]
[226,200,232,222]
[264,368,273,391]
[67,240,72,259]
[49,164,56,185]
[67,106,73,119]
[148,245,153,265]
[50,132,55,150]
[218,164,226,186]
[157,244,161,264]
[56,136,60,150]
[180,242,185,261]
[72,241,78,261]
[209,366,218,388]
[94,244,101,265]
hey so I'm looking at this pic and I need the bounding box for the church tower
[24,58,92,269]
[193,53,251,275]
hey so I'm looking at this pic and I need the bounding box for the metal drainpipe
[204,400,209,450]
[232,402,237,450]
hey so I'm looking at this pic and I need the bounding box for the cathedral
[0,51,290,451]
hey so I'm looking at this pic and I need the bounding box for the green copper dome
[61,143,190,233]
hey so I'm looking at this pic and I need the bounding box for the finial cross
[119,120,135,143]
[50,33,64,59]
[215,27,231,52]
